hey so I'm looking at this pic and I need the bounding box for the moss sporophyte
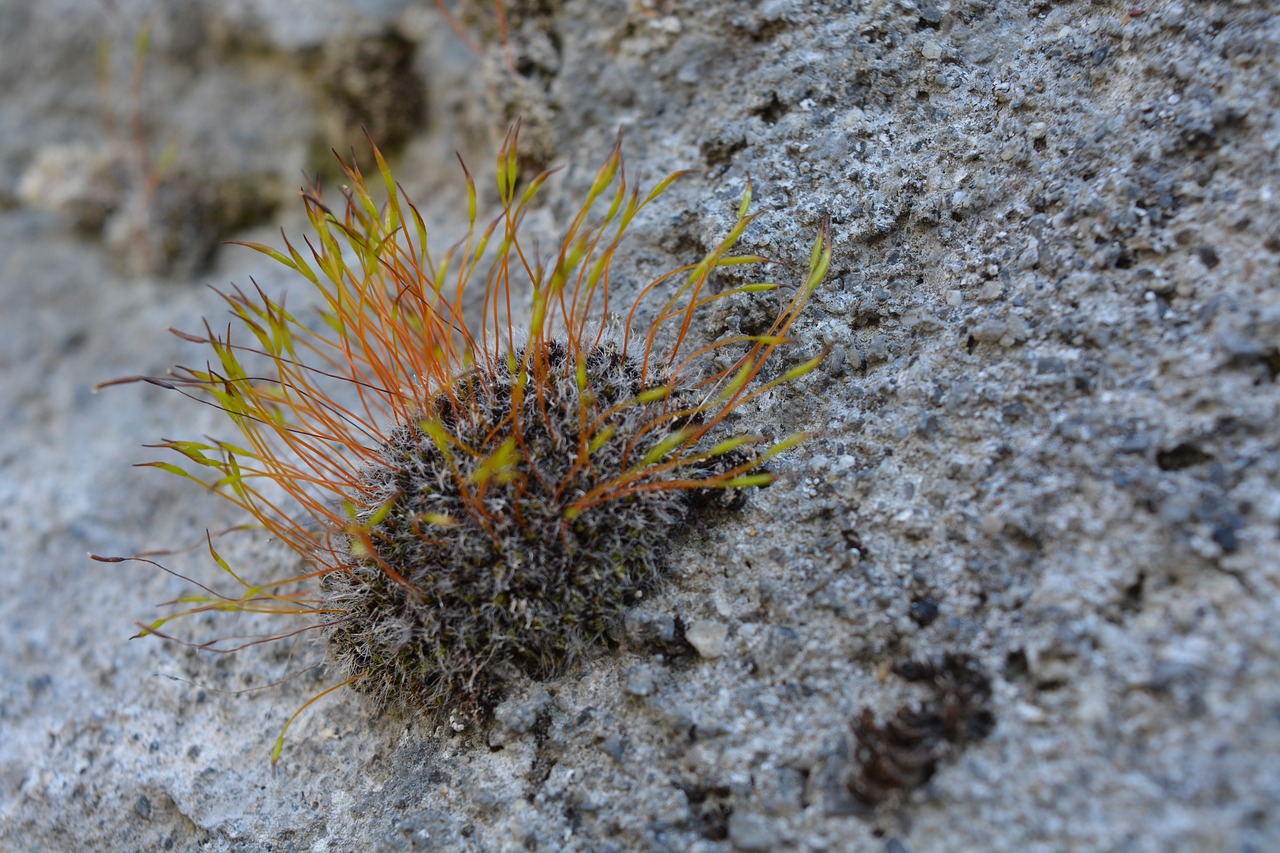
[96,127,831,763]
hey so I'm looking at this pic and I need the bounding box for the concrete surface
[1,1,1277,851]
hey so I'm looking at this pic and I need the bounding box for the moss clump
[105,127,831,759]
[324,338,739,720]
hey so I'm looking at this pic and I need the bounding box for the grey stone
[493,689,552,739]
[752,625,801,677]
[727,811,780,852]
[624,666,657,697]
[3,1,1279,851]
[684,619,729,660]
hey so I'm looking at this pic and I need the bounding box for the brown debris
[847,653,995,807]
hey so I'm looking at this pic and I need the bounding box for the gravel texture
[1,1,1277,851]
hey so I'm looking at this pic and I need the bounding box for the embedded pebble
[625,665,657,697]
[729,811,781,852]
[684,620,729,659]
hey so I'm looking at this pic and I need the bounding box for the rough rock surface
[2,1,1277,851]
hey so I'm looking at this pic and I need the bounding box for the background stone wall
[1,1,1277,850]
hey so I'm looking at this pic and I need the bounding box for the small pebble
[625,665,656,697]
[600,735,625,762]
[684,619,728,659]
[728,811,780,852]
